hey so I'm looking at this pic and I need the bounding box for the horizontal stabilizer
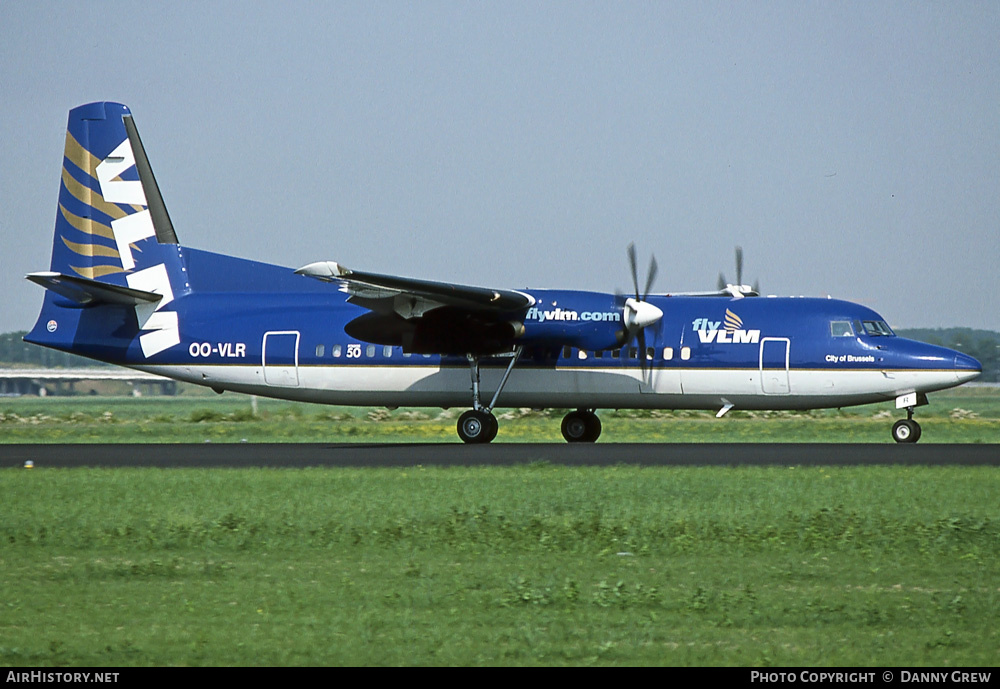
[27,271,162,306]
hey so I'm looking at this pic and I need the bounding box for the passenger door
[759,337,790,394]
[262,331,300,387]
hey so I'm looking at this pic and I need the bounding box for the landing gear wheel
[483,412,499,443]
[891,419,921,444]
[458,410,497,444]
[561,410,602,443]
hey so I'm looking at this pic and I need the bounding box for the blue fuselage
[26,247,981,412]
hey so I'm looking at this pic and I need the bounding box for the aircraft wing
[665,286,759,298]
[295,261,534,318]
[295,261,536,354]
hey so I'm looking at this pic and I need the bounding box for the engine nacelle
[518,292,629,351]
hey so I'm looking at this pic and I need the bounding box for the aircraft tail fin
[46,101,183,279]
[26,102,189,360]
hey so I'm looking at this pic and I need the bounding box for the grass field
[0,465,1000,666]
[1,388,997,666]
[1,465,998,666]
[1,385,998,443]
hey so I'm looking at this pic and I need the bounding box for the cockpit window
[830,321,854,337]
[856,320,894,337]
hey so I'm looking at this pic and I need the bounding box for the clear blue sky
[3,2,998,333]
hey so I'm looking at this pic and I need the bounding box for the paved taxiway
[1,443,997,468]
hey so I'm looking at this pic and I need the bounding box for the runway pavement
[1,443,997,468]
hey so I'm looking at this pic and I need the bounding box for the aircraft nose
[954,352,982,383]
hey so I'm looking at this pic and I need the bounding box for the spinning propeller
[717,245,758,298]
[620,243,663,375]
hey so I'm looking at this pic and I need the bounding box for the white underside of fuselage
[133,363,974,412]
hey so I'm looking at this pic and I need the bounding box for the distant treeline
[4,328,998,381]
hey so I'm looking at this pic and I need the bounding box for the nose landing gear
[891,416,921,443]
[891,394,925,443]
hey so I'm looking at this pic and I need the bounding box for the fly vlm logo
[525,306,621,323]
[98,139,180,358]
[692,309,760,344]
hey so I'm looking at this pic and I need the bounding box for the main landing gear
[455,349,604,444]
[456,348,521,444]
[560,409,602,443]
[457,408,499,444]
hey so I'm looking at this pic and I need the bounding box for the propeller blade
[643,255,658,300]
[627,243,639,299]
[620,244,663,366]
[717,272,727,291]
[638,327,647,377]
[735,246,743,286]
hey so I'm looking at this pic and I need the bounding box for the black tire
[483,412,499,443]
[457,410,496,444]
[891,419,920,444]
[561,410,601,443]
[583,412,602,442]
[561,411,589,443]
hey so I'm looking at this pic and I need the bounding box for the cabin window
[663,347,674,360]
[680,347,691,361]
[612,348,621,358]
[366,344,376,357]
[315,344,325,357]
[830,321,854,337]
[383,345,393,357]
[646,347,655,360]
[577,350,588,360]
[595,350,604,358]
[562,346,572,359]
[332,344,342,358]
[628,347,638,359]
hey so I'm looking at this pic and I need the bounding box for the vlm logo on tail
[692,309,760,344]
[96,135,179,357]
[95,138,156,270]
